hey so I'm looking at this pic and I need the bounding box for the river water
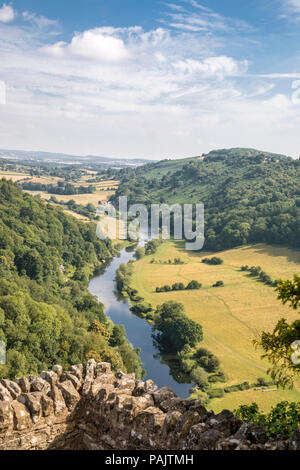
[88,237,193,398]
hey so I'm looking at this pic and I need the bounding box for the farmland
[130,240,300,411]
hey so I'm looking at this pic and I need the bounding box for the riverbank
[88,239,193,397]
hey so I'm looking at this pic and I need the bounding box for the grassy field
[0,172,30,182]
[24,189,115,207]
[130,241,300,412]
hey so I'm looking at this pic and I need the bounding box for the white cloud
[284,0,300,12]
[0,3,14,23]
[0,5,299,158]
[22,11,59,29]
[43,28,130,62]
[173,56,248,78]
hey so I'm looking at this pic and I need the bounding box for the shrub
[202,257,223,265]
[235,401,300,437]
[208,388,224,399]
[213,280,224,287]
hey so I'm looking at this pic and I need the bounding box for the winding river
[88,236,193,398]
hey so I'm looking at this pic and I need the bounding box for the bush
[208,388,224,399]
[186,280,202,290]
[191,367,209,389]
[235,401,300,437]
[202,257,223,265]
[213,280,224,288]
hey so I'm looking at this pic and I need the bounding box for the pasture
[130,241,300,411]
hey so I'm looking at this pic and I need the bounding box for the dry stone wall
[0,360,299,451]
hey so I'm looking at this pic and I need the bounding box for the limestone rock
[29,376,50,395]
[82,359,96,396]
[69,364,84,381]
[1,380,21,400]
[16,377,31,393]
[153,386,176,406]
[0,384,13,402]
[18,392,42,424]
[49,385,66,415]
[60,373,82,391]
[52,365,63,378]
[0,401,13,432]
[11,401,32,431]
[57,380,80,411]
[40,371,58,387]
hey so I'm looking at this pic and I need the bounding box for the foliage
[134,247,145,260]
[235,401,300,437]
[202,257,223,265]
[145,239,162,255]
[212,280,224,287]
[0,180,143,379]
[156,280,202,293]
[110,148,300,252]
[255,275,300,388]
[153,301,203,352]
[20,181,96,195]
[277,275,300,310]
[241,265,278,287]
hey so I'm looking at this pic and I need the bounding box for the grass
[130,240,300,412]
[24,190,115,207]
[0,172,30,182]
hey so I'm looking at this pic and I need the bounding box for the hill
[0,149,151,168]
[0,180,143,380]
[111,148,300,251]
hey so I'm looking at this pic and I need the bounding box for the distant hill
[111,148,300,251]
[0,149,152,168]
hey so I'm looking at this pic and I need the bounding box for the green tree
[255,275,300,387]
[154,301,203,352]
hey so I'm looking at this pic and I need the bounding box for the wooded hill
[111,148,300,251]
[0,180,143,380]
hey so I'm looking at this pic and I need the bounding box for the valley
[0,147,299,416]
[128,240,300,412]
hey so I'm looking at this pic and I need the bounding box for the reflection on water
[88,237,193,398]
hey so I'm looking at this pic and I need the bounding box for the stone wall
[0,360,299,450]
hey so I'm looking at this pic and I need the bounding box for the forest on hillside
[0,180,143,380]
[110,149,300,251]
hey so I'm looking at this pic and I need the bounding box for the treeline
[0,180,143,380]
[202,257,223,265]
[110,148,300,251]
[50,197,96,219]
[20,181,96,195]
[241,265,278,287]
[150,258,185,265]
[156,280,202,293]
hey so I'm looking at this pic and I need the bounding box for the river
[88,237,193,398]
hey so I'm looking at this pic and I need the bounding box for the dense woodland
[111,148,300,251]
[0,180,143,380]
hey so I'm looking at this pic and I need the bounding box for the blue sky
[0,0,300,158]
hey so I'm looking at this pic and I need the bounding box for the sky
[0,1,300,159]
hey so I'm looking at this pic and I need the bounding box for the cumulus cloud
[0,3,14,23]
[43,28,130,62]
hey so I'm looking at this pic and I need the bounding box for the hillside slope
[111,148,300,251]
[0,180,143,379]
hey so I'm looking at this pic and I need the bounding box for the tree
[154,301,203,352]
[109,325,126,347]
[186,280,202,290]
[255,275,300,387]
